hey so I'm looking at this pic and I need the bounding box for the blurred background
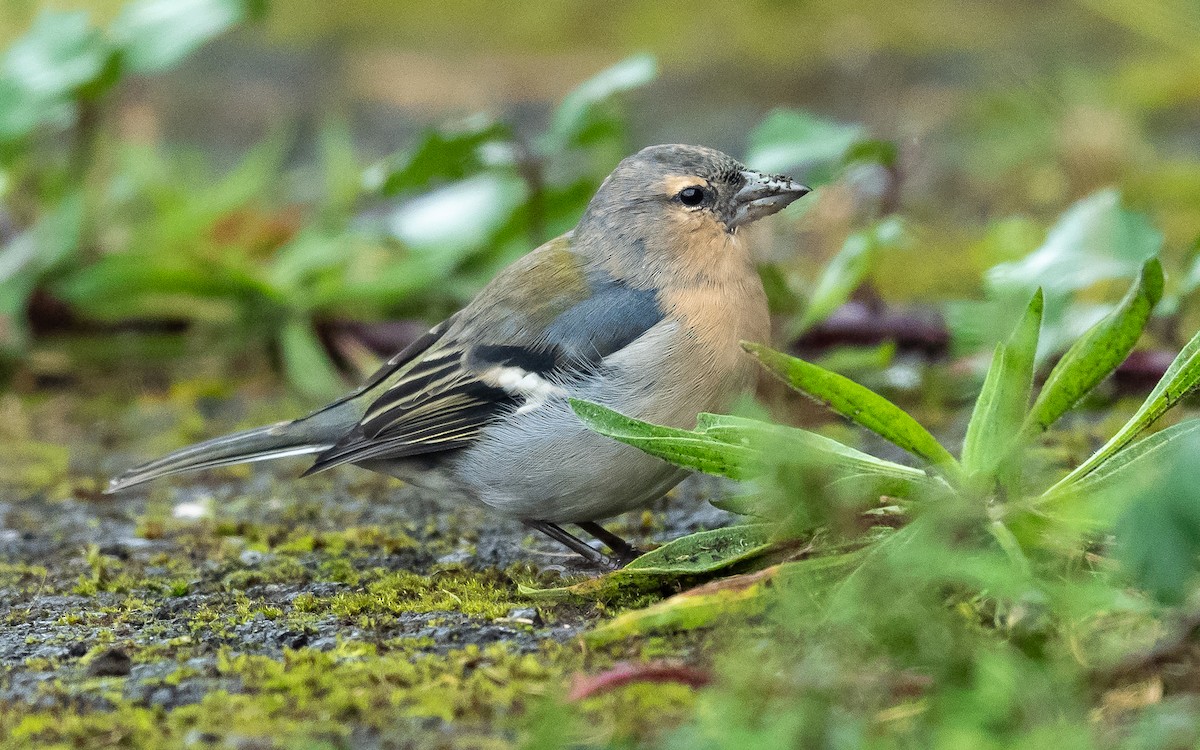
[1,0,1198,467]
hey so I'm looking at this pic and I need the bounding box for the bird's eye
[678,186,705,206]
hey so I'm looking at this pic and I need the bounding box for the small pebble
[86,647,132,677]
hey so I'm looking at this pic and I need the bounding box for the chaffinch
[108,144,810,567]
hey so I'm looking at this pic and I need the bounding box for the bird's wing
[304,235,663,474]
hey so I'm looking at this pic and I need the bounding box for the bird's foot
[522,520,642,570]
[577,521,643,567]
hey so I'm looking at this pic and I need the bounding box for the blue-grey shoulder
[541,270,663,363]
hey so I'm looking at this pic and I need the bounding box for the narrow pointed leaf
[792,222,882,334]
[1023,258,1163,435]
[742,342,960,475]
[961,289,1043,476]
[585,552,865,645]
[570,401,938,490]
[695,413,934,485]
[569,399,760,479]
[1042,419,1200,504]
[1049,326,1200,492]
[518,525,779,602]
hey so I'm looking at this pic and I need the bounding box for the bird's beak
[729,170,811,229]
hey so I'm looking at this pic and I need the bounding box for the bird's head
[576,144,810,285]
[582,144,810,235]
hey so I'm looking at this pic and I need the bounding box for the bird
[107,144,810,568]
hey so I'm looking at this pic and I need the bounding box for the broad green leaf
[547,55,657,149]
[987,190,1163,299]
[0,11,112,141]
[1022,257,1163,434]
[279,319,345,401]
[1049,327,1200,493]
[951,192,1162,359]
[961,289,1043,477]
[363,117,512,197]
[0,192,83,286]
[745,109,865,183]
[519,525,779,603]
[791,218,900,335]
[387,173,527,271]
[742,342,961,476]
[3,11,111,99]
[622,525,776,574]
[112,0,264,73]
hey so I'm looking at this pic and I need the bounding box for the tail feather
[106,413,347,493]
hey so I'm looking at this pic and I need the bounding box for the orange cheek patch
[659,175,709,196]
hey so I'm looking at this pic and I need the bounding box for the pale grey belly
[446,390,691,523]
[366,321,753,522]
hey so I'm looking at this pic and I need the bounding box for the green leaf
[585,552,864,645]
[1042,419,1200,505]
[950,193,1163,362]
[279,318,344,401]
[1111,427,1200,604]
[3,11,112,99]
[317,118,362,217]
[622,525,776,574]
[547,54,657,149]
[693,413,935,487]
[791,218,898,335]
[268,231,348,296]
[520,523,782,604]
[584,565,779,646]
[1049,326,1200,493]
[742,342,961,476]
[569,399,760,479]
[112,0,264,74]
[1022,257,1163,435]
[569,401,936,492]
[0,194,84,354]
[745,109,865,183]
[961,289,1043,477]
[519,525,780,603]
[363,117,512,197]
[987,189,1163,300]
[387,172,527,271]
[0,11,113,141]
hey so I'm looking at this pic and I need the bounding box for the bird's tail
[106,403,356,493]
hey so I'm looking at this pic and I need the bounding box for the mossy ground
[0,382,737,749]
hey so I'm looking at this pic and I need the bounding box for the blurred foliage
[570,255,1200,746]
[0,4,878,397]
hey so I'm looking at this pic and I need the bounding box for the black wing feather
[305,273,664,475]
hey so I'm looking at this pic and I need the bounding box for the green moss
[319,566,525,621]
[0,643,583,747]
[222,555,309,590]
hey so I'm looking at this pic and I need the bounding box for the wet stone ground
[0,421,737,747]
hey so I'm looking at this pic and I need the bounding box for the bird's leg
[523,520,619,569]
[576,521,643,565]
